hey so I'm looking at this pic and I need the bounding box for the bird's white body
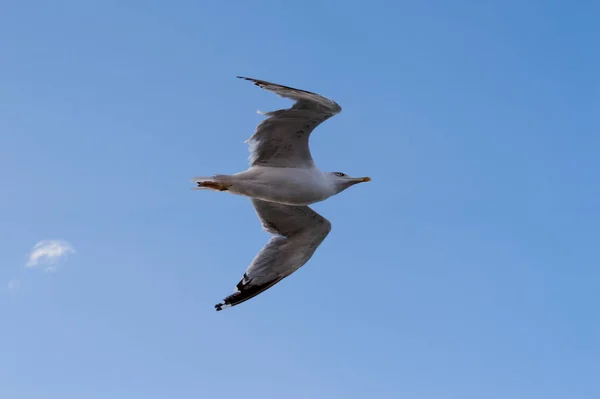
[224,166,337,206]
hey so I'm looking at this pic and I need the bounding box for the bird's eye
[334,172,345,177]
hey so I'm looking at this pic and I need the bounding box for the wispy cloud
[7,279,19,291]
[26,240,75,272]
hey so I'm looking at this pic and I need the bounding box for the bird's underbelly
[233,167,332,206]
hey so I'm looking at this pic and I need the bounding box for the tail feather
[191,175,216,190]
[190,175,232,191]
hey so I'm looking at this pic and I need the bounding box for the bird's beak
[352,177,371,184]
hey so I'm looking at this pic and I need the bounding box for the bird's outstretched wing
[215,198,331,311]
[238,76,342,169]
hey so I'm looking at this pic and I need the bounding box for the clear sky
[1,1,598,398]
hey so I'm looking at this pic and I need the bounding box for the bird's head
[328,172,371,194]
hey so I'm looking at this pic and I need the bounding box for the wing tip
[237,76,259,84]
[214,276,285,312]
[237,75,341,114]
[237,76,274,91]
[214,302,231,311]
[237,75,316,94]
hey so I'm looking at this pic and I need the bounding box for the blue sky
[1,0,598,398]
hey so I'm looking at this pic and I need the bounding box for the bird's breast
[244,166,333,206]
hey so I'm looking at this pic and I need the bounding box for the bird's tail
[190,175,233,191]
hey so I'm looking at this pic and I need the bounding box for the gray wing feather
[239,77,342,168]
[215,199,331,311]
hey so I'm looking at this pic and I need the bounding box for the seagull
[192,77,371,311]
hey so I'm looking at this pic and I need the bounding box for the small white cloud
[26,240,75,272]
[7,279,19,291]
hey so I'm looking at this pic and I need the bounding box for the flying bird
[192,77,371,311]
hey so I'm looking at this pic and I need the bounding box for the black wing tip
[237,76,272,90]
[236,76,319,96]
[237,76,261,84]
[237,76,275,88]
[213,276,285,312]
